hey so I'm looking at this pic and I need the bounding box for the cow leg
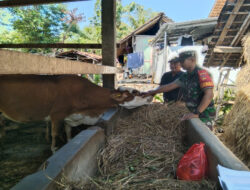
[50,118,65,153]
[45,120,51,143]
[0,126,5,139]
[0,114,6,139]
[65,123,72,142]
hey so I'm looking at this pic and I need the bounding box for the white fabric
[118,86,153,109]
[217,165,250,190]
[64,113,103,126]
[120,96,153,109]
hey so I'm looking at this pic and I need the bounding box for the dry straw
[83,103,216,190]
[236,32,250,89]
[223,85,250,168]
[222,33,250,168]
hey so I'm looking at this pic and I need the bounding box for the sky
[66,0,216,29]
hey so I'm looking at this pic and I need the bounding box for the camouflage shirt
[175,67,216,124]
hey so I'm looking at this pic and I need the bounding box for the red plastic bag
[177,142,208,181]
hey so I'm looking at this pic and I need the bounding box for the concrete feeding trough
[12,108,249,190]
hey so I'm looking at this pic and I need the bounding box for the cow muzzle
[119,95,153,109]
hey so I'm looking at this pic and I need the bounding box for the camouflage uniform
[175,66,216,130]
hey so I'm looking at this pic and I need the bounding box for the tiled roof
[209,0,227,17]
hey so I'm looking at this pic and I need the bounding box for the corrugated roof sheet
[119,13,173,44]
[151,18,218,45]
[56,50,102,63]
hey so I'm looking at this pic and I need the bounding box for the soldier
[143,51,215,130]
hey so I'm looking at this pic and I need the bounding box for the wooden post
[102,0,116,89]
[215,68,231,120]
[162,32,167,74]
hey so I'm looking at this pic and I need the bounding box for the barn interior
[0,0,249,189]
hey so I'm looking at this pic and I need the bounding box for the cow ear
[110,91,123,101]
[110,91,129,102]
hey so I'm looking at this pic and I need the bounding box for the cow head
[110,87,153,109]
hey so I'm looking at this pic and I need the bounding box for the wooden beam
[220,14,250,67]
[101,0,116,89]
[228,3,250,6]
[223,11,249,15]
[207,0,245,66]
[212,35,236,38]
[220,21,244,24]
[214,28,239,32]
[0,0,89,7]
[0,43,115,49]
[217,0,245,45]
[214,46,243,53]
[0,49,121,74]
[231,13,250,46]
[0,43,120,49]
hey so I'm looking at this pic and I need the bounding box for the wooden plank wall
[0,49,120,74]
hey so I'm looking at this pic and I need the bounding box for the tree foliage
[125,2,158,30]
[0,1,158,53]
[82,0,158,42]
[9,5,66,44]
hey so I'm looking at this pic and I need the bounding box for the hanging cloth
[127,52,144,69]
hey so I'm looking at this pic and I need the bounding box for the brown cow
[0,75,152,152]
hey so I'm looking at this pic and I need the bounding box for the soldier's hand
[141,90,156,98]
[181,113,199,121]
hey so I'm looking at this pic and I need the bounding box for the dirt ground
[0,122,51,190]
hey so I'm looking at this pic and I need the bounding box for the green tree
[61,8,84,43]
[8,5,66,53]
[82,0,158,43]
[0,9,12,33]
[0,9,16,43]
[125,3,158,30]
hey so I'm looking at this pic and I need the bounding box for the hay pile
[221,32,250,168]
[242,32,250,65]
[223,85,250,168]
[236,64,250,88]
[236,32,250,88]
[83,103,216,190]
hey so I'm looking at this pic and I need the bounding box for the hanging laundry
[127,52,144,69]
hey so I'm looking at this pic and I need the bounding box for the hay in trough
[223,85,250,168]
[82,103,216,190]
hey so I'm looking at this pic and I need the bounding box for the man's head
[169,57,181,74]
[179,51,197,71]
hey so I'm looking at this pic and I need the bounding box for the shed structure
[151,18,218,46]
[117,13,173,57]
[150,18,218,83]
[204,0,250,68]
[56,50,102,64]
[117,13,172,76]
